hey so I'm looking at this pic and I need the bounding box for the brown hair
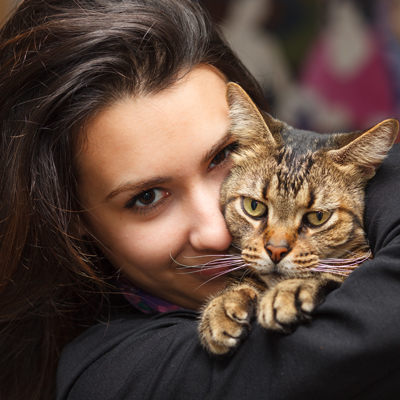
[0,0,266,398]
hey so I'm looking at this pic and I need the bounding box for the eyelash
[125,143,237,215]
[132,199,168,216]
[124,188,170,214]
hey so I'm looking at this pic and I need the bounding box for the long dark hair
[0,0,265,398]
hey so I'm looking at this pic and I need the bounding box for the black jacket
[57,144,400,400]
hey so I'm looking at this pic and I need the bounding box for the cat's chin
[258,270,281,278]
[254,266,292,286]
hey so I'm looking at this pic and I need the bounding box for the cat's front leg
[258,275,342,333]
[198,283,260,354]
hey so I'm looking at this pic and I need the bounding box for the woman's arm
[57,144,400,400]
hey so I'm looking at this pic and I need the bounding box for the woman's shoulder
[56,144,400,400]
[61,310,199,356]
[364,142,400,252]
[56,310,206,400]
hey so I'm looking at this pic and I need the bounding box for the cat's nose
[265,244,290,263]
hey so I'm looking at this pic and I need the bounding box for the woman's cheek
[112,219,178,265]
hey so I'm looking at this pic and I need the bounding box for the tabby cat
[199,82,398,355]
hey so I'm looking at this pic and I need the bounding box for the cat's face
[222,83,398,282]
[222,144,369,280]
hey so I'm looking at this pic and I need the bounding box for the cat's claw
[257,279,321,333]
[199,285,259,355]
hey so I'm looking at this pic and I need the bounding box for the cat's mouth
[249,259,294,280]
[258,266,285,278]
[254,264,287,278]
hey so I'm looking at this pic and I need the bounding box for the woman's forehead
[77,66,231,204]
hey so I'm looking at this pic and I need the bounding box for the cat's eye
[242,197,267,218]
[305,211,331,227]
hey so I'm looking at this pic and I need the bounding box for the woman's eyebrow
[105,176,173,201]
[202,131,232,164]
[104,132,231,202]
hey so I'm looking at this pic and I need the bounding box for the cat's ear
[226,82,278,149]
[327,119,399,178]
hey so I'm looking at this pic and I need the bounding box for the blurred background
[1,0,400,140]
[201,0,400,141]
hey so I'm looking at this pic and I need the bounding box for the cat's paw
[199,284,259,355]
[257,278,323,333]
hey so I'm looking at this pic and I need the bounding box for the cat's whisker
[173,251,247,275]
[317,261,360,267]
[180,265,232,272]
[170,251,243,270]
[311,251,371,276]
[175,260,241,269]
[318,260,364,266]
[318,250,372,266]
[239,267,255,283]
[181,254,243,260]
[343,249,372,257]
[197,257,243,265]
[194,264,249,291]
[313,265,363,274]
[311,264,355,272]
[175,258,245,270]
[176,262,247,275]
[204,263,249,278]
[319,250,372,263]
[318,258,368,265]
[229,243,243,252]
[311,267,350,276]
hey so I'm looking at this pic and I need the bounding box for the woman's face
[78,66,235,309]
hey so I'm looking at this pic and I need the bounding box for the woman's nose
[188,187,232,252]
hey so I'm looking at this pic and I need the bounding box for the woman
[0,0,399,399]
[0,0,263,398]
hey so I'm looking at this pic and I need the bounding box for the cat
[198,82,399,355]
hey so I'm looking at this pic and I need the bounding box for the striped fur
[199,83,398,354]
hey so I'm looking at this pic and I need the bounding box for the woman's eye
[208,143,236,170]
[242,197,268,218]
[125,188,169,210]
[305,211,331,227]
